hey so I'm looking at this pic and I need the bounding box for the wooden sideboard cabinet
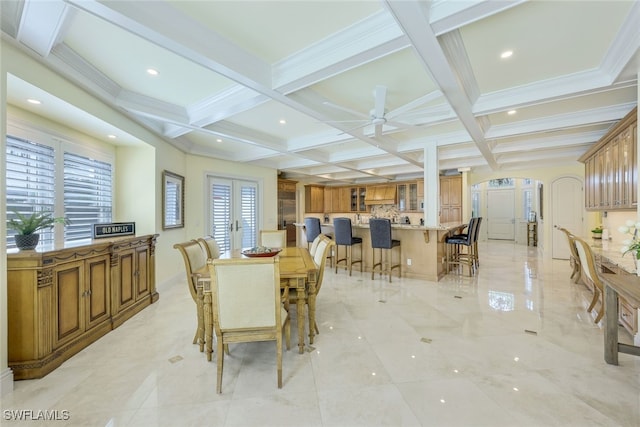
[580,107,637,211]
[7,234,158,379]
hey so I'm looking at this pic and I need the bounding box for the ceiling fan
[321,85,448,137]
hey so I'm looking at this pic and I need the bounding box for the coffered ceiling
[2,0,639,184]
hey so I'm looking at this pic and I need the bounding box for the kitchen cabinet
[349,187,367,212]
[7,234,158,379]
[304,184,324,213]
[580,107,637,211]
[440,175,462,223]
[397,181,419,212]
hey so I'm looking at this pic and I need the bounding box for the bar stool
[445,217,479,276]
[369,218,401,282]
[333,217,362,276]
[304,217,322,250]
[305,217,333,267]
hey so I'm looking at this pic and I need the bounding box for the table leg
[308,280,318,345]
[296,279,306,354]
[203,291,213,362]
[604,284,618,365]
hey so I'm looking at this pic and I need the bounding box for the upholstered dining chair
[290,235,335,344]
[205,257,290,393]
[173,240,209,353]
[197,235,221,260]
[259,229,287,248]
[558,227,582,284]
[445,217,480,276]
[573,236,604,323]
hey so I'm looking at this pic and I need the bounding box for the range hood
[364,185,397,205]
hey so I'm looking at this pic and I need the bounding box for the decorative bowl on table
[242,246,282,257]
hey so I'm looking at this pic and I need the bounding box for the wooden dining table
[203,247,318,356]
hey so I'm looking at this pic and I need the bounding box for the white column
[424,144,439,227]
[458,167,471,220]
[0,44,14,395]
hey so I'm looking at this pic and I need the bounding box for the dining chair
[573,236,604,323]
[173,240,209,353]
[259,229,286,248]
[558,227,582,284]
[197,235,221,260]
[206,257,291,393]
[333,217,362,275]
[290,235,335,344]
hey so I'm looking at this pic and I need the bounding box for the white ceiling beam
[429,0,527,36]
[17,0,72,57]
[385,0,498,170]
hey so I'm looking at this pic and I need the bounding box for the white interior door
[552,177,583,259]
[208,177,258,251]
[487,190,515,240]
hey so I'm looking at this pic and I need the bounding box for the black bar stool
[445,217,480,276]
[333,217,362,276]
[369,218,401,282]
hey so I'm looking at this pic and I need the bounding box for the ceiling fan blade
[322,101,368,119]
[373,85,386,119]
[385,90,444,120]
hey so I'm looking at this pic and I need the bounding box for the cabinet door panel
[86,255,111,329]
[55,261,84,346]
[136,246,150,298]
[118,250,135,308]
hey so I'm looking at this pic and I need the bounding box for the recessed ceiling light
[507,110,517,115]
[146,68,159,76]
[27,98,41,105]
[107,134,116,139]
[500,50,513,59]
[216,138,222,143]
[279,119,286,125]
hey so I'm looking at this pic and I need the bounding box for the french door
[207,177,259,252]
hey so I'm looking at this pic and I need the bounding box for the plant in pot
[7,210,70,250]
[591,226,603,239]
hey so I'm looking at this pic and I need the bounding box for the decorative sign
[93,222,135,239]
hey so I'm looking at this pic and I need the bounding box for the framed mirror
[162,171,184,229]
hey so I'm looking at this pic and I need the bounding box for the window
[5,132,113,248]
[6,136,56,247]
[523,189,533,221]
[64,152,113,241]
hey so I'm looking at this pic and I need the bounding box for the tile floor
[2,240,639,426]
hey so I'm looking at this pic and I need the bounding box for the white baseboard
[0,367,14,396]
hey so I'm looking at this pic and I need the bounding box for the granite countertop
[590,238,636,275]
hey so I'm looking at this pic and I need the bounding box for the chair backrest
[173,240,208,301]
[197,236,221,259]
[259,229,286,248]
[450,217,477,245]
[208,257,281,331]
[573,236,602,292]
[309,234,323,257]
[472,217,483,243]
[333,217,354,245]
[369,218,393,249]
[312,236,335,296]
[304,217,322,244]
[558,227,580,261]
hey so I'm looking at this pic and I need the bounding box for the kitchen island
[297,221,464,281]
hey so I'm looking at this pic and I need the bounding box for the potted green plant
[591,226,603,239]
[7,210,70,250]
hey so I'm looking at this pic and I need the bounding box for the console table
[599,273,640,365]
